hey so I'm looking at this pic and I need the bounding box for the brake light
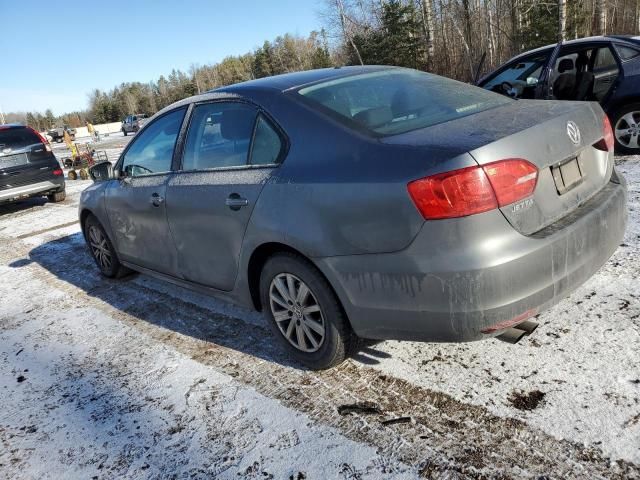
[52,168,63,176]
[594,115,614,152]
[408,159,538,220]
[482,159,538,207]
[27,126,52,152]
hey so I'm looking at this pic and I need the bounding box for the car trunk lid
[384,100,613,235]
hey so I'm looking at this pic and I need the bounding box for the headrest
[353,107,393,128]
[558,58,574,73]
[220,108,254,140]
[391,89,411,117]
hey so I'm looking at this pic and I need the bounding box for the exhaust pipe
[496,319,539,344]
[496,327,527,344]
[514,320,538,335]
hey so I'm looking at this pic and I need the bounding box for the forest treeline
[7,0,640,130]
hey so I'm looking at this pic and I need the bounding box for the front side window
[483,54,549,90]
[299,69,511,136]
[121,108,185,176]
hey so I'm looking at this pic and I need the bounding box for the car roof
[0,124,27,130]
[213,65,396,93]
[511,35,640,60]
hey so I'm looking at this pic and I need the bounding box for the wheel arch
[79,208,93,238]
[606,95,640,118]
[246,242,351,334]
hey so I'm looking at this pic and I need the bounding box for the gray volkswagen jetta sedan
[80,66,627,369]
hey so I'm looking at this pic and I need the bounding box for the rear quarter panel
[238,89,477,259]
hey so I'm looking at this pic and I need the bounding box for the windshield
[298,69,512,136]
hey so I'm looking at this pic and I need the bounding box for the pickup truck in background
[121,114,148,136]
[47,126,76,143]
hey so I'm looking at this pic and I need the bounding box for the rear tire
[612,103,640,155]
[259,252,354,369]
[47,190,66,203]
[84,215,129,278]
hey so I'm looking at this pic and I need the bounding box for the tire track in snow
[2,232,638,479]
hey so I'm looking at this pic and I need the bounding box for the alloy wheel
[269,273,325,353]
[615,111,640,150]
[88,226,112,271]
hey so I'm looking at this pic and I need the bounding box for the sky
[0,0,323,115]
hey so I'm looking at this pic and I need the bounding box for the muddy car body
[79,66,627,368]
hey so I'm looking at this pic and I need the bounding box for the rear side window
[183,102,257,170]
[0,128,42,151]
[121,108,185,176]
[299,69,511,136]
[593,47,618,69]
[250,115,283,165]
[615,45,640,61]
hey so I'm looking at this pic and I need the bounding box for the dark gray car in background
[80,66,627,369]
[1,124,66,205]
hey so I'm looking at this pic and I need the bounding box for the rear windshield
[298,69,512,136]
[0,128,42,151]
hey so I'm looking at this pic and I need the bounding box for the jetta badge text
[566,121,581,145]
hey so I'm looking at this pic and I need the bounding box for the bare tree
[336,0,364,65]
[597,0,607,34]
[419,0,436,69]
[558,0,568,41]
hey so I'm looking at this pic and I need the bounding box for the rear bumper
[0,178,65,203]
[316,178,627,342]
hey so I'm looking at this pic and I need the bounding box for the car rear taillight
[52,168,63,176]
[594,115,614,152]
[28,126,52,152]
[408,159,538,220]
[482,159,538,207]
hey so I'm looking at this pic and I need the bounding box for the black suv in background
[478,35,640,154]
[0,125,66,205]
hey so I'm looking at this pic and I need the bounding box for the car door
[165,100,286,291]
[105,107,186,275]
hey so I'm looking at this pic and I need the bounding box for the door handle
[225,193,249,211]
[150,192,164,207]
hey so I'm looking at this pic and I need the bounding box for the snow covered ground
[0,153,638,479]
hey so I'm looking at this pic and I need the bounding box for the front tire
[84,215,129,278]
[122,128,127,136]
[612,103,640,155]
[259,253,354,369]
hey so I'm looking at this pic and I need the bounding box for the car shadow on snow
[23,233,390,370]
[0,197,49,216]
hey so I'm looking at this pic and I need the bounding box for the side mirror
[89,161,114,182]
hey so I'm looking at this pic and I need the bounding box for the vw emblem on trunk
[566,121,581,145]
